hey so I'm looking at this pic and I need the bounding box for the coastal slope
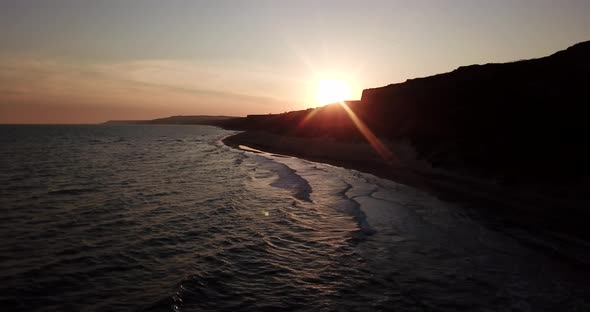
[223,41,590,187]
[222,41,590,237]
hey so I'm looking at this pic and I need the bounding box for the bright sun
[315,79,351,105]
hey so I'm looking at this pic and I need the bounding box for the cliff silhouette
[223,41,590,188]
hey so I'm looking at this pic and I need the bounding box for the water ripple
[1,125,589,311]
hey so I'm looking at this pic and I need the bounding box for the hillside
[223,41,590,187]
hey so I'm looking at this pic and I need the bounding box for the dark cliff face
[221,102,367,141]
[358,41,590,180]
[224,41,590,183]
[361,41,589,138]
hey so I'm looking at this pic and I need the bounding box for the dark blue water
[1,125,589,311]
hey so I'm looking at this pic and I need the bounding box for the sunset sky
[1,0,589,123]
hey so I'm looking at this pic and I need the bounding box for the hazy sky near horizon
[1,0,589,123]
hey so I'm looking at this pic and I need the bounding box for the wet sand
[223,130,590,242]
[223,131,428,189]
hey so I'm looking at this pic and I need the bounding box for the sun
[315,79,351,105]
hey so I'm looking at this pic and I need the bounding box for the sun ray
[297,108,319,129]
[337,101,395,162]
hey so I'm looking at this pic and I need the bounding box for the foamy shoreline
[221,130,590,242]
[221,131,425,188]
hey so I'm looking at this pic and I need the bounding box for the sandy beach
[222,131,428,189]
[223,130,590,241]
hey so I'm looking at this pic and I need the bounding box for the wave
[239,149,380,236]
[246,153,313,202]
[47,188,97,196]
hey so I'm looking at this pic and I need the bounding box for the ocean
[1,124,588,311]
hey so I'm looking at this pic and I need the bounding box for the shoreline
[222,130,590,242]
[222,131,431,191]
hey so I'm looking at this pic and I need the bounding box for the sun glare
[315,79,351,105]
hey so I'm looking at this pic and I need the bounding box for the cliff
[224,41,590,189]
[358,41,590,183]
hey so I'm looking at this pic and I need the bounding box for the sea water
[0,125,588,311]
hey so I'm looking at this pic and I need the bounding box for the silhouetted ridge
[359,40,589,181]
[224,40,590,185]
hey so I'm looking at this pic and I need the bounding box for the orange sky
[1,1,589,123]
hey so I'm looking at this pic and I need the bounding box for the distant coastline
[103,115,237,126]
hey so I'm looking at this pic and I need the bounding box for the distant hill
[104,115,237,125]
[102,120,148,124]
[223,41,590,185]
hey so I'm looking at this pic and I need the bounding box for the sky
[1,0,589,123]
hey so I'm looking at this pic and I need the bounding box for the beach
[222,131,429,190]
[223,130,590,242]
[219,128,590,310]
